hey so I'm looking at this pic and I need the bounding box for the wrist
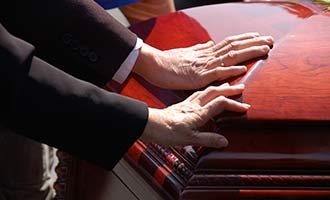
[132,43,164,79]
[139,108,170,144]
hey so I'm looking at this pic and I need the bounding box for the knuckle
[211,43,219,51]
[205,58,213,67]
[195,44,201,48]
[205,86,216,93]
[222,38,232,46]
[214,49,222,57]
[250,32,260,38]
[228,50,238,59]
[227,43,233,50]
[209,86,217,91]
[193,91,202,97]
[253,37,260,43]
[230,41,240,49]
[193,43,203,49]
[191,59,199,66]
[191,130,200,139]
[244,33,251,37]
[218,95,226,103]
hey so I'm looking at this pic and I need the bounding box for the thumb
[193,132,228,148]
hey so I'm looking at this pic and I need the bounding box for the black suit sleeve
[0,0,137,86]
[0,23,148,170]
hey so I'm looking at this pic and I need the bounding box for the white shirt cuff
[112,38,143,83]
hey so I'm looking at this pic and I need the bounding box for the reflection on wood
[240,15,330,122]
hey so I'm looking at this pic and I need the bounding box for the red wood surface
[241,15,330,122]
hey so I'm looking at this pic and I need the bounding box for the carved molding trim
[150,143,193,181]
[189,174,330,187]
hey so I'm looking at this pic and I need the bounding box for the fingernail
[266,36,274,43]
[243,103,251,109]
[262,45,270,53]
[252,32,260,37]
[237,65,247,71]
[236,84,245,88]
[217,137,228,148]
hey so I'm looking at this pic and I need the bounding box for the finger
[185,83,233,102]
[220,82,230,87]
[191,40,215,51]
[184,79,245,106]
[186,83,234,102]
[201,96,250,123]
[191,132,228,148]
[195,84,245,106]
[212,32,261,51]
[202,65,247,83]
[185,90,203,102]
[216,45,270,67]
[185,80,231,103]
[216,36,274,56]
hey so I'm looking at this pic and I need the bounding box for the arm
[0,23,147,170]
[0,0,137,86]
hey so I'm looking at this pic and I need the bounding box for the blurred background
[108,0,243,27]
[175,0,242,10]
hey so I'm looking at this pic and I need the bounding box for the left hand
[134,32,274,90]
[140,83,249,148]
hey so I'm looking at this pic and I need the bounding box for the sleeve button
[62,33,72,45]
[70,40,79,50]
[88,52,98,63]
[79,46,89,57]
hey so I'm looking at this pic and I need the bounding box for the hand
[140,83,250,148]
[134,32,274,90]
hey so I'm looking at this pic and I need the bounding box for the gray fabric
[0,126,57,200]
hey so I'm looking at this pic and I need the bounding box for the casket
[54,1,330,199]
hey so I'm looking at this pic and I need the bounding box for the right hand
[140,83,250,148]
[134,32,274,90]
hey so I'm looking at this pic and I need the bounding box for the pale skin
[133,32,274,148]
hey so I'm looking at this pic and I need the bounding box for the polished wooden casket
[55,1,330,199]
